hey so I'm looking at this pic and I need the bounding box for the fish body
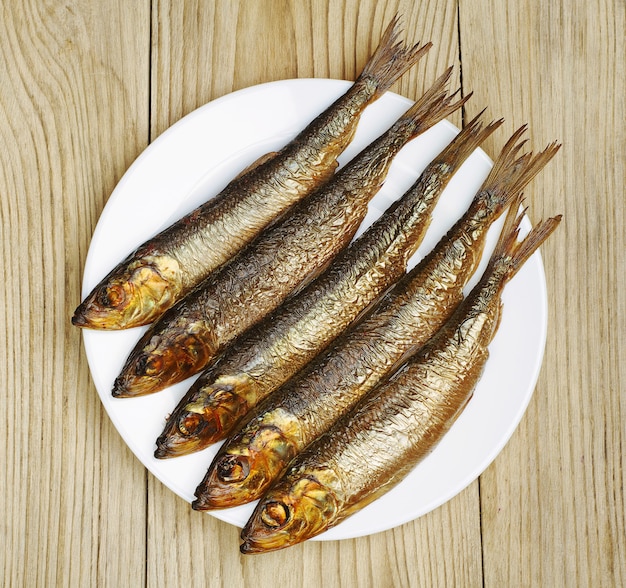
[156,111,500,459]
[72,17,431,330]
[112,70,466,397]
[191,131,560,508]
[239,209,561,553]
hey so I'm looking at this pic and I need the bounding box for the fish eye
[183,335,205,361]
[178,412,206,436]
[260,501,290,528]
[96,284,126,308]
[216,454,249,483]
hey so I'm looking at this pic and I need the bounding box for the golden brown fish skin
[113,70,466,398]
[239,211,562,554]
[157,108,494,459]
[191,130,560,508]
[72,16,432,330]
[165,125,555,462]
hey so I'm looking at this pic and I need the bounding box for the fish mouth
[239,521,302,554]
[71,310,89,327]
[111,373,159,398]
[71,304,107,329]
[153,429,207,459]
[239,538,284,555]
[111,377,132,398]
[239,540,260,555]
[153,429,182,458]
[153,439,178,459]
[192,487,236,511]
[111,348,174,397]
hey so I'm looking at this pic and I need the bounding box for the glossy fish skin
[191,131,560,508]
[113,70,466,398]
[156,106,493,460]
[239,210,562,554]
[161,129,556,464]
[72,16,432,330]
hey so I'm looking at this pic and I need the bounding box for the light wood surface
[1,1,623,586]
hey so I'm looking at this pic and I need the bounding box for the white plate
[81,79,548,541]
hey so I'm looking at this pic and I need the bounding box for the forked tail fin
[433,109,504,170]
[358,15,432,96]
[489,199,562,285]
[474,127,561,218]
[393,67,470,138]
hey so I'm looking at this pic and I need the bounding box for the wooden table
[2,1,624,586]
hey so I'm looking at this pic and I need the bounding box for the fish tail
[510,142,561,197]
[490,203,562,283]
[395,67,470,137]
[476,127,561,217]
[358,14,432,96]
[481,125,530,194]
[435,109,504,168]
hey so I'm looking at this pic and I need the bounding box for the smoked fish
[192,132,560,509]
[156,111,501,458]
[239,207,562,553]
[112,69,466,397]
[72,16,431,330]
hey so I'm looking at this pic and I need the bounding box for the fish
[111,69,467,397]
[155,111,503,459]
[238,206,562,553]
[71,16,431,330]
[191,132,560,509]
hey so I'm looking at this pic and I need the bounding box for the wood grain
[459,0,626,585]
[1,0,624,586]
[0,1,150,586]
[148,2,477,587]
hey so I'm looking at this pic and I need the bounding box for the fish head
[239,470,339,553]
[112,318,217,397]
[72,254,182,330]
[192,416,300,509]
[154,374,258,458]
[154,407,215,458]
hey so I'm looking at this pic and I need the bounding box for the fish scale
[156,111,503,460]
[191,129,560,511]
[239,210,561,553]
[112,67,467,398]
[73,16,431,330]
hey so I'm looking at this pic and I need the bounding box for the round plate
[80,79,548,541]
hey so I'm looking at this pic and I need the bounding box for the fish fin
[435,110,504,169]
[509,140,562,196]
[358,14,432,96]
[395,67,470,137]
[494,192,527,254]
[476,128,561,217]
[481,124,531,195]
[490,204,562,283]
[234,152,280,180]
[284,250,338,300]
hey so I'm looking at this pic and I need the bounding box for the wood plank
[3,0,623,586]
[0,2,151,586]
[147,1,481,587]
[148,478,482,588]
[458,0,626,585]
[149,0,464,136]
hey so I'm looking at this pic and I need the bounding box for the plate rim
[80,77,549,542]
